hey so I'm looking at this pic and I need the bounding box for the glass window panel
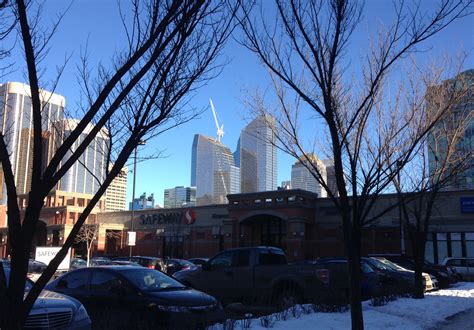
[437,240,448,262]
[425,240,435,263]
[465,233,474,241]
[451,241,463,257]
[466,241,474,258]
[451,233,461,241]
[437,233,447,241]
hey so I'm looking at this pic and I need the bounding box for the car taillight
[147,265,155,269]
[316,269,330,284]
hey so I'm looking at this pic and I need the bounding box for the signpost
[127,231,136,246]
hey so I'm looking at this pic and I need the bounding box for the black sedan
[46,266,223,328]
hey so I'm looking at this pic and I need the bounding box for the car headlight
[74,305,90,322]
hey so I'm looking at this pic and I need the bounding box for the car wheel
[273,286,301,310]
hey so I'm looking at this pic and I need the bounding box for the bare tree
[74,216,123,267]
[238,0,472,328]
[0,0,239,328]
[394,67,473,298]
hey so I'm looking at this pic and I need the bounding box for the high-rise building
[163,186,196,208]
[0,82,65,199]
[239,115,277,193]
[280,180,291,190]
[428,69,474,190]
[129,192,155,210]
[191,134,240,205]
[105,165,128,211]
[57,119,109,195]
[291,154,327,197]
[322,159,339,197]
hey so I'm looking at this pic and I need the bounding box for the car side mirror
[202,262,210,271]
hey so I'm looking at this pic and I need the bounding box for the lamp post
[129,140,145,257]
[397,160,406,254]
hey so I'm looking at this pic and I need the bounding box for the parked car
[188,258,209,266]
[70,258,87,270]
[374,257,439,291]
[46,266,223,328]
[173,247,334,308]
[442,257,474,281]
[165,258,196,275]
[362,257,416,294]
[1,259,47,282]
[2,266,91,329]
[315,258,383,300]
[113,256,167,272]
[371,254,454,288]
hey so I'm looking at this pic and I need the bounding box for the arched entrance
[239,214,287,250]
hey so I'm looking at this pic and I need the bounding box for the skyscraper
[57,119,109,195]
[129,192,155,210]
[164,186,196,208]
[291,154,327,197]
[191,134,240,205]
[0,82,65,198]
[428,69,474,190]
[105,165,128,211]
[239,115,277,193]
[322,159,339,197]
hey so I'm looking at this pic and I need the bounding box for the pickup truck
[173,246,333,308]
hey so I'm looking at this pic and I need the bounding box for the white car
[442,257,474,281]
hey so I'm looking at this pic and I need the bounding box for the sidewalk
[434,308,474,330]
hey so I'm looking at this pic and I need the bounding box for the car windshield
[377,258,407,271]
[368,258,396,271]
[122,268,185,292]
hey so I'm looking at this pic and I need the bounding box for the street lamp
[129,140,146,257]
[397,160,405,254]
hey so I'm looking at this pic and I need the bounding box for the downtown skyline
[1,0,472,206]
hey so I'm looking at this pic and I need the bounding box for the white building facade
[291,154,328,197]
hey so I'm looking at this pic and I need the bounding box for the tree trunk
[343,216,364,330]
[413,232,425,299]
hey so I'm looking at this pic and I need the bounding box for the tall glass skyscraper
[239,115,277,193]
[0,82,65,198]
[58,119,109,195]
[164,186,196,208]
[191,134,240,205]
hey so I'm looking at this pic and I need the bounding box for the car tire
[272,285,301,310]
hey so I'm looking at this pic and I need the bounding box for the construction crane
[209,98,224,142]
[209,98,228,199]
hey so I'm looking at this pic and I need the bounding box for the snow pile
[247,282,474,330]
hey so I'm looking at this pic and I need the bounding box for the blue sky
[3,1,473,206]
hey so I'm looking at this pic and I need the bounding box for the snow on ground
[245,283,474,330]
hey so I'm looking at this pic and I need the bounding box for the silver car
[3,267,91,329]
[442,257,474,281]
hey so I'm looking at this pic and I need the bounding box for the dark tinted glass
[233,251,250,267]
[58,270,89,290]
[447,259,465,267]
[90,271,123,293]
[258,251,287,265]
[210,252,233,269]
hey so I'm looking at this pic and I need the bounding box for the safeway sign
[35,247,71,271]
